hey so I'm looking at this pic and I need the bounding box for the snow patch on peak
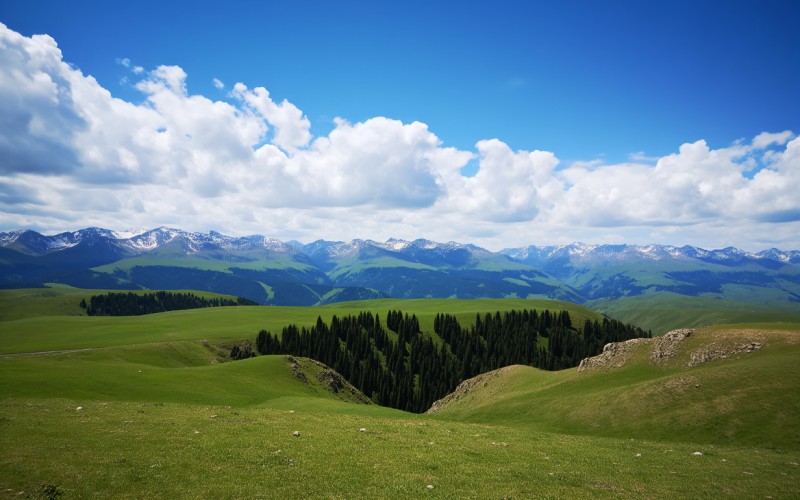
[382,238,411,251]
[567,243,598,258]
[126,227,182,251]
[113,228,149,239]
[0,230,23,246]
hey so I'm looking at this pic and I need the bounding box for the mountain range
[1,227,799,308]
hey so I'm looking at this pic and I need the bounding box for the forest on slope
[253,308,649,412]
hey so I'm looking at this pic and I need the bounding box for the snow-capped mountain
[4,227,797,265]
[1,227,798,307]
[501,243,800,267]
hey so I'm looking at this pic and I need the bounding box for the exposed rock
[316,369,344,392]
[285,356,310,385]
[651,329,694,364]
[284,356,371,404]
[689,341,764,367]
[577,338,650,372]
[315,367,373,404]
[292,431,300,437]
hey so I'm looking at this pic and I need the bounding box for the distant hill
[1,227,798,309]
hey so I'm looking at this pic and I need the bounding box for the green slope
[0,292,603,354]
[0,286,254,322]
[1,296,798,497]
[592,293,800,335]
[428,325,800,450]
[0,346,371,407]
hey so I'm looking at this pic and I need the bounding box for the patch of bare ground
[426,366,517,414]
[639,375,702,397]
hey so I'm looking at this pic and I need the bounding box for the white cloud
[627,151,660,162]
[116,57,144,75]
[439,139,561,222]
[269,117,470,208]
[0,23,798,251]
[212,78,224,90]
[752,130,793,149]
[231,83,311,153]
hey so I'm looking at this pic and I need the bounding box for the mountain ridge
[3,226,798,262]
[1,227,799,308]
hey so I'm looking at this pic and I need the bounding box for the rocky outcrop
[577,338,650,372]
[578,328,769,372]
[285,356,372,404]
[286,356,309,384]
[651,329,694,364]
[689,341,763,367]
[315,367,373,404]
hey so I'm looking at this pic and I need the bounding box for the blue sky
[0,1,799,250]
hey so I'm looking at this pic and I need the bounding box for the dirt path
[0,347,98,358]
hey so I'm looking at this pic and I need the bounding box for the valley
[0,291,797,497]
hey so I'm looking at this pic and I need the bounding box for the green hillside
[1,293,798,497]
[428,325,800,449]
[0,291,601,354]
[593,293,800,335]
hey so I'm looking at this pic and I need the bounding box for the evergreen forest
[82,291,257,316]
[255,309,650,413]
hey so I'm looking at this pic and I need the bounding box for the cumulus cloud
[231,83,312,153]
[439,139,561,222]
[0,23,798,250]
[273,117,470,208]
[0,26,86,175]
[752,130,793,149]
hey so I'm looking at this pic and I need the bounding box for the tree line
[81,291,257,316]
[254,309,650,413]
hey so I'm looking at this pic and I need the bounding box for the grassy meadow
[592,292,800,335]
[0,288,798,498]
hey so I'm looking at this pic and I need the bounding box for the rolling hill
[427,324,800,449]
[0,295,797,497]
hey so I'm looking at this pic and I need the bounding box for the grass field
[1,288,798,498]
[592,292,800,335]
[0,290,601,354]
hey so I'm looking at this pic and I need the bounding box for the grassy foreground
[1,290,798,497]
[3,396,797,499]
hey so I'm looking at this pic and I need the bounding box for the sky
[0,0,798,251]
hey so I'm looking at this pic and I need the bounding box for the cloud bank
[0,23,798,250]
